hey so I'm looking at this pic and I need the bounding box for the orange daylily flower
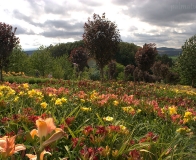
[0,135,26,158]
[30,117,66,148]
[30,118,57,139]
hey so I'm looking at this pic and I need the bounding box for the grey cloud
[13,10,41,27]
[44,20,84,31]
[25,0,43,13]
[133,33,168,43]
[128,26,138,31]
[8,23,36,35]
[79,0,102,6]
[120,0,196,27]
[111,0,134,6]
[13,10,32,23]
[44,0,67,14]
[16,27,35,35]
[121,28,192,48]
[24,0,46,21]
[12,10,85,31]
[8,0,196,49]
[41,29,83,39]
[44,0,92,15]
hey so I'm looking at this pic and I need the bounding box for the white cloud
[1,0,196,50]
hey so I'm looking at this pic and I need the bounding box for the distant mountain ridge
[24,47,182,57]
[157,47,181,57]
[25,50,35,55]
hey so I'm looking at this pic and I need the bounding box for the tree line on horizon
[0,13,195,87]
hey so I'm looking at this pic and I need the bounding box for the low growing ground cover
[0,80,196,159]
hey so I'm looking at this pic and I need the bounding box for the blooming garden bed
[0,80,196,159]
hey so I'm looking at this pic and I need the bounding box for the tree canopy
[30,45,53,77]
[115,42,138,66]
[83,13,121,80]
[0,22,19,81]
[176,35,196,87]
[8,45,30,73]
[135,43,158,72]
[69,47,88,72]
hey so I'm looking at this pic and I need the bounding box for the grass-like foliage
[0,79,196,159]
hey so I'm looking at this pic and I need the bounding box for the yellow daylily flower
[168,106,177,115]
[183,111,193,123]
[80,99,85,103]
[40,102,47,109]
[22,83,29,89]
[55,98,62,106]
[184,111,192,118]
[80,107,92,112]
[113,100,119,106]
[14,96,19,102]
[61,97,67,103]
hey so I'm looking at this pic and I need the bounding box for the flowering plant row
[0,80,196,159]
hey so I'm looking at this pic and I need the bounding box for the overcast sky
[1,0,196,50]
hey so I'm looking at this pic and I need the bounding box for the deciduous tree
[0,22,19,81]
[156,54,173,67]
[124,64,135,81]
[29,46,53,77]
[176,35,196,87]
[8,45,30,74]
[115,42,138,66]
[69,47,88,72]
[135,43,158,81]
[83,13,121,81]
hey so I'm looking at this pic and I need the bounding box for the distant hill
[25,50,36,55]
[157,47,182,57]
[24,47,182,57]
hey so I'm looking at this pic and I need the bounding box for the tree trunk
[192,78,194,88]
[0,67,3,82]
[100,67,104,82]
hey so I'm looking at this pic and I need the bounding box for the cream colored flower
[103,116,114,122]
[26,150,51,160]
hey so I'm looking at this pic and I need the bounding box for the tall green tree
[176,35,196,87]
[115,42,138,66]
[83,13,121,81]
[156,54,173,67]
[0,22,19,81]
[51,54,73,79]
[47,40,84,57]
[29,45,53,77]
[8,45,30,74]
